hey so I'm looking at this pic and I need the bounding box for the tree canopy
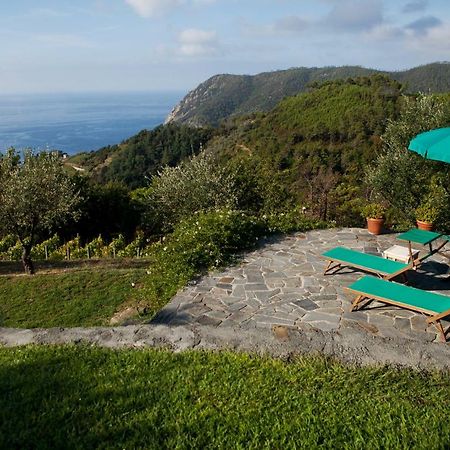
[72,124,215,189]
[0,150,80,273]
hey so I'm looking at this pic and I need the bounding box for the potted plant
[415,177,448,231]
[361,203,386,235]
[415,202,439,231]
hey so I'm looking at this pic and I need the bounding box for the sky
[0,0,449,94]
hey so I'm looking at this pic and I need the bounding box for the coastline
[0,90,184,155]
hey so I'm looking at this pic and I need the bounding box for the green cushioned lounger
[322,247,411,280]
[347,276,450,342]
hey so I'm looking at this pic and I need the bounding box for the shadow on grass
[0,258,152,276]
[0,350,163,449]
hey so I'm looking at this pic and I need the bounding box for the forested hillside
[166,63,450,127]
[392,63,450,93]
[206,75,406,220]
[68,124,214,189]
[70,74,450,207]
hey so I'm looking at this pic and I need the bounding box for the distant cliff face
[165,74,248,127]
[166,63,450,127]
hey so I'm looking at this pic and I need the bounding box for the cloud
[420,23,450,51]
[366,18,450,60]
[402,22,450,57]
[244,1,383,38]
[402,0,428,14]
[365,24,405,41]
[124,0,216,17]
[125,0,182,17]
[323,0,383,32]
[405,16,442,35]
[273,16,309,33]
[178,28,220,57]
[241,14,312,38]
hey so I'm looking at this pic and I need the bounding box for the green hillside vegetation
[393,62,450,93]
[168,66,381,127]
[69,75,450,227]
[68,123,214,189]
[167,63,450,127]
[208,75,406,221]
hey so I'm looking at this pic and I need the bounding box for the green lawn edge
[1,345,449,449]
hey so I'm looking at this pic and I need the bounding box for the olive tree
[144,151,238,232]
[0,149,80,274]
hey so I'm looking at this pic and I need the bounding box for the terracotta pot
[366,218,384,235]
[416,220,433,231]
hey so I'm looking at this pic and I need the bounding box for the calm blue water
[0,91,183,155]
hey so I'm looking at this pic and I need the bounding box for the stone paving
[152,228,450,344]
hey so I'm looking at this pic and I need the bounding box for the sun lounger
[322,247,411,280]
[397,228,450,266]
[346,276,450,342]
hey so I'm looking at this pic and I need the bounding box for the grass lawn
[0,346,449,449]
[0,259,149,328]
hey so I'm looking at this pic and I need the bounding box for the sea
[0,91,184,155]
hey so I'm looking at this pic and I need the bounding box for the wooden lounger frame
[323,259,414,281]
[323,257,411,281]
[346,285,450,342]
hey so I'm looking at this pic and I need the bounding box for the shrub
[415,176,449,225]
[141,208,331,314]
[0,234,18,259]
[31,234,60,260]
[55,236,86,260]
[361,203,386,220]
[329,185,366,227]
[117,232,147,258]
[262,208,329,233]
[142,209,266,313]
[108,234,127,257]
[85,235,108,258]
[5,240,22,261]
[415,203,440,224]
[148,151,238,231]
[0,234,17,254]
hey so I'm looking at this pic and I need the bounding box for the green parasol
[408,127,450,163]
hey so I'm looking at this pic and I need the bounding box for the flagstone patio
[152,228,450,344]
